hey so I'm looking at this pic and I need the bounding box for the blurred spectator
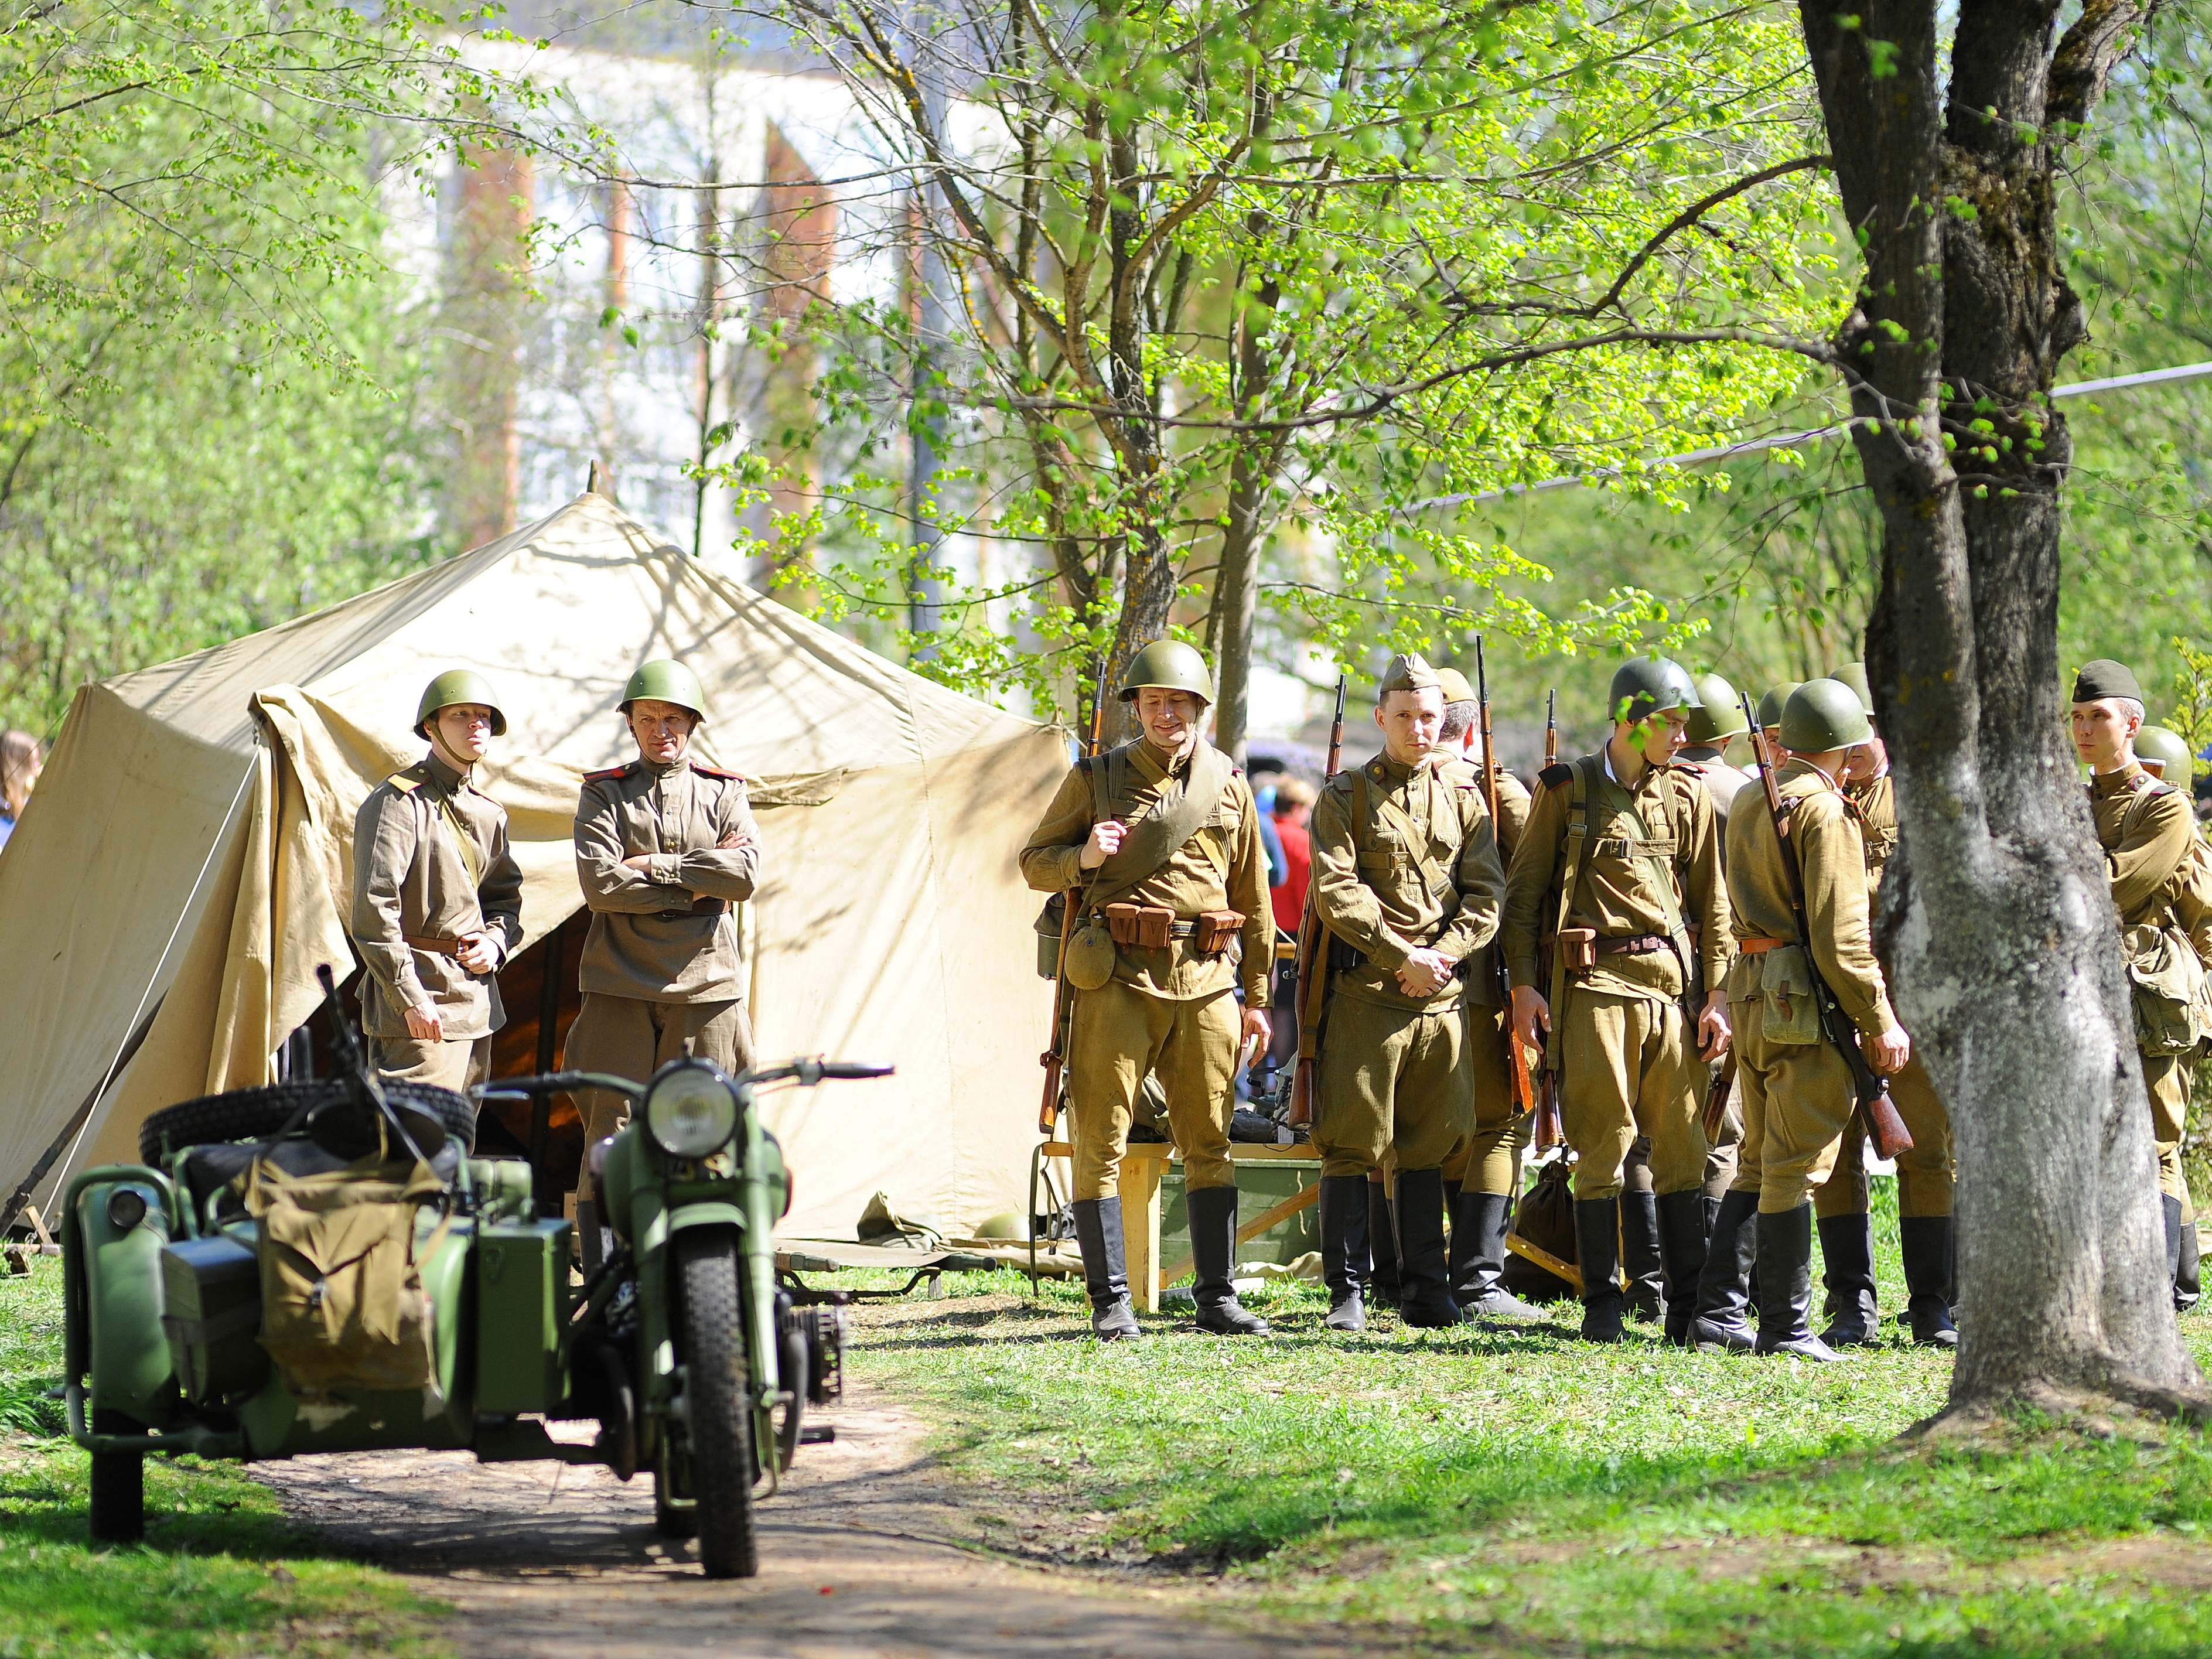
[0,731,40,853]
[1266,777,1316,1076]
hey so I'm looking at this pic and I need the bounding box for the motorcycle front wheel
[674,1229,758,1579]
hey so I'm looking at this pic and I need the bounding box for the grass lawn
[0,1258,449,1659]
[841,1179,2212,1657]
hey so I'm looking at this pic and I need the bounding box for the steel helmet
[1831,661,1876,719]
[1607,656,1700,725]
[1756,681,1804,732]
[1780,678,1873,753]
[621,658,708,721]
[1684,674,1749,743]
[1118,639,1215,705]
[2136,724,2196,776]
[414,669,508,740]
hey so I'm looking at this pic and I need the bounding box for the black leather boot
[1573,1198,1626,1343]
[1319,1175,1370,1332]
[1070,1197,1141,1340]
[1702,1193,1721,1250]
[1187,1184,1270,1335]
[1621,1190,1664,1323]
[1817,1213,1880,1347]
[1450,1187,1541,1319]
[1368,1181,1401,1308]
[1394,1169,1461,1328]
[1691,1189,1759,1352]
[2180,1212,2203,1315]
[1754,1204,1841,1360]
[1897,1214,1957,1347]
[2165,1193,2186,1294]
[1655,1191,1708,1347]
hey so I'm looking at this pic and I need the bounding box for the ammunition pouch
[1557,927,1597,973]
[1754,943,1821,1046]
[1194,910,1245,957]
[1105,903,1179,949]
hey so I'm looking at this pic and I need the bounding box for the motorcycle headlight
[643,1063,739,1159]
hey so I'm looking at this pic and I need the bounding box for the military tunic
[1722,760,1896,1212]
[1020,736,1272,1201]
[1501,751,1732,1200]
[2090,762,2199,1199]
[1443,762,1532,1196]
[1307,752,1506,1179]
[350,750,525,1091]
[567,755,763,1148]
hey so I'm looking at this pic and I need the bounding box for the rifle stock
[1286,674,1349,1128]
[1038,657,1108,1135]
[1531,689,1565,1152]
[1476,639,1537,1121]
[1738,693,1913,1160]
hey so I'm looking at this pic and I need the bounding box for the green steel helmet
[620,658,708,721]
[1684,674,1749,743]
[1118,638,1215,705]
[1831,661,1876,719]
[414,669,507,740]
[1757,680,1804,732]
[2136,724,2196,776]
[1780,678,1873,753]
[1606,656,1699,725]
[973,1210,1028,1241]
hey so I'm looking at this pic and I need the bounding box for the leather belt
[404,933,466,956]
[657,895,728,921]
[1736,936,1793,955]
[1090,912,1197,938]
[1594,933,1670,958]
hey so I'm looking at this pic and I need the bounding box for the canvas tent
[0,493,1064,1238]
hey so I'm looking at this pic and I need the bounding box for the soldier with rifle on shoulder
[1502,658,1732,1345]
[1689,680,1911,1361]
[1019,641,1275,1341]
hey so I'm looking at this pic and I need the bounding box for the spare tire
[139,1079,476,1164]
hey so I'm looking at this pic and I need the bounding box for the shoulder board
[1366,759,1387,781]
[582,763,633,784]
[385,771,424,794]
[1538,762,1574,790]
[2131,772,2176,797]
[1323,770,1357,795]
[691,762,745,782]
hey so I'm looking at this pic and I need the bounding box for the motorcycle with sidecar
[61,965,884,1578]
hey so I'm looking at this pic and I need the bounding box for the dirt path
[254,1381,1311,1659]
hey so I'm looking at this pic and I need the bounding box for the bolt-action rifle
[1531,690,1566,1152]
[1475,639,1537,1122]
[1039,657,1109,1135]
[1285,674,1349,1129]
[1739,692,1913,1161]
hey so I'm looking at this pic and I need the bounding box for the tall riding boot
[1451,1187,1541,1319]
[1691,1189,1759,1352]
[1703,1193,1721,1251]
[2180,1214,2203,1315]
[1573,1198,1626,1343]
[1817,1213,1880,1347]
[2165,1194,2186,1295]
[1754,1204,1841,1361]
[1368,1181,1402,1308]
[1655,1192,1709,1347]
[1070,1197,1141,1340]
[1621,1190,1664,1322]
[1394,1169,1461,1328]
[1319,1175,1370,1332]
[1897,1214,1957,1347]
[1187,1184,1270,1335]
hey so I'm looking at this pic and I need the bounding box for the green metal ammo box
[160,1232,268,1404]
[475,1218,572,1414]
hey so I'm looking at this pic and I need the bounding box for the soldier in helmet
[568,660,762,1210]
[1503,657,1733,1343]
[351,671,526,1090]
[1753,682,1802,772]
[1675,674,1749,822]
[1304,656,1506,1330]
[2137,724,2197,784]
[1808,662,1959,1347]
[1019,640,1275,1339]
[1694,680,1910,1361]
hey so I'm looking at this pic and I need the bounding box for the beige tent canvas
[0,493,1063,1237]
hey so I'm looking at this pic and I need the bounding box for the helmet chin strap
[428,726,476,778]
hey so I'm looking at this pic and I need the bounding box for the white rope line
[47,750,261,1197]
[1413,359,2212,511]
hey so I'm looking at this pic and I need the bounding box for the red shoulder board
[583,763,633,783]
[691,762,745,782]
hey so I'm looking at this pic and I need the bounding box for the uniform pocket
[1759,945,1821,1045]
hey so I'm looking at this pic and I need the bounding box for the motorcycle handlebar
[476,1060,892,1102]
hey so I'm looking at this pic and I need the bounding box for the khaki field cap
[1684,673,1749,743]
[2072,658,2144,704]
[1780,678,1873,753]
[1118,639,1215,705]
[1757,681,1804,730]
[1378,652,1442,698]
[1435,667,1476,705]
[622,658,708,721]
[2136,725,2195,774]
[414,669,507,740]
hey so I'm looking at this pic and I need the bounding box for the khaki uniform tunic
[351,750,524,1091]
[1723,760,1894,1213]
[2091,763,2199,1198]
[567,756,763,1148]
[1020,737,1271,1201]
[1444,763,1532,1194]
[1308,752,1505,1179]
[1501,751,1732,1200]
[1812,769,1957,1221]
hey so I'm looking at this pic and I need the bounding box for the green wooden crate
[1158,1158,1321,1269]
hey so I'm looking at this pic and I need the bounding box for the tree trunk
[1214,270,1285,764]
[1804,0,2204,1422]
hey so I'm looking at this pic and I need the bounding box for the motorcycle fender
[663,1202,747,1238]
[70,1169,177,1430]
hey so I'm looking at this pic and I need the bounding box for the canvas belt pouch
[244,1148,450,1401]
[1194,910,1244,957]
[1756,943,1821,1046]
[1106,903,1177,949]
[1557,927,1598,973]
[2123,921,2212,1055]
